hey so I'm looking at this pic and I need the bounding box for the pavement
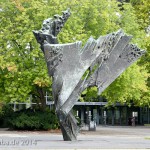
[0,126,150,149]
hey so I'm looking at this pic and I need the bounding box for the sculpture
[33,9,145,141]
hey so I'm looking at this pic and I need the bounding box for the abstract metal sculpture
[33,9,145,141]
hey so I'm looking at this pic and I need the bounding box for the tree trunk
[36,86,46,110]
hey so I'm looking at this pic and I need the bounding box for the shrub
[0,105,59,130]
[9,109,59,130]
[0,105,14,127]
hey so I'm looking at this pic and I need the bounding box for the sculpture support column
[57,111,78,141]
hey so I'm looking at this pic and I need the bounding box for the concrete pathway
[0,126,150,149]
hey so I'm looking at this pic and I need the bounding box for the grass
[144,124,150,126]
[145,137,150,140]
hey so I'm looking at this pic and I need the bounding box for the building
[45,99,150,126]
[10,93,150,126]
[73,102,150,126]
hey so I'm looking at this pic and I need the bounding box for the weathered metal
[33,9,145,141]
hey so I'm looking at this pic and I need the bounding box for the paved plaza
[0,126,150,149]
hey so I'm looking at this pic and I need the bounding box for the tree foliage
[0,0,52,107]
[129,0,150,107]
[0,0,149,107]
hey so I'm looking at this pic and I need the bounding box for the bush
[0,105,14,127]
[9,109,59,130]
[0,105,59,130]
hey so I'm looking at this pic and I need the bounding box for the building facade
[73,102,150,126]
[10,94,150,126]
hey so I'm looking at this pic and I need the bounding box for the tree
[0,0,149,108]
[0,0,52,109]
[129,0,150,107]
[101,2,150,107]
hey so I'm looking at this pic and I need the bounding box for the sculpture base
[57,110,79,141]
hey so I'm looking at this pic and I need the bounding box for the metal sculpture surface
[33,9,145,141]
